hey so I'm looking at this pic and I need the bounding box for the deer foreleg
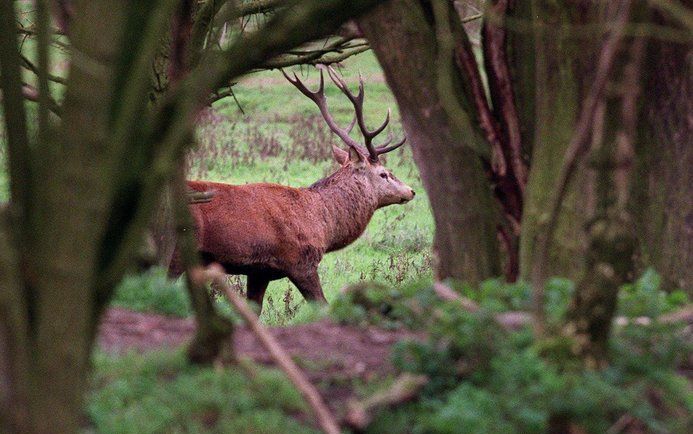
[247,274,271,310]
[288,269,327,304]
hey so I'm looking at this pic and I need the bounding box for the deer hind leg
[247,274,271,310]
[287,268,328,304]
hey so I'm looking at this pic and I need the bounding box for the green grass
[88,350,319,434]
[111,51,434,325]
[1,49,432,325]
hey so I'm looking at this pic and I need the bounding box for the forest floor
[98,307,420,412]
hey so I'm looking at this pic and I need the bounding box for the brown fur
[169,149,414,308]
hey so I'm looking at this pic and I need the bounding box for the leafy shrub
[331,271,691,433]
[618,268,689,318]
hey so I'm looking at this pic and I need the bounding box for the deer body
[170,66,415,308]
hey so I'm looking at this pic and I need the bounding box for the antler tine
[376,136,406,155]
[281,68,324,101]
[345,114,357,134]
[369,108,391,139]
[376,131,394,148]
[282,68,361,151]
[326,66,397,162]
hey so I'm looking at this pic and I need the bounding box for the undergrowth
[88,350,319,434]
[331,271,691,433]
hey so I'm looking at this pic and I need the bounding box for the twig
[19,83,61,116]
[262,44,369,69]
[461,13,483,23]
[648,0,693,32]
[530,0,633,336]
[433,282,532,331]
[433,282,479,312]
[20,54,67,85]
[201,265,340,434]
[344,373,428,430]
[187,188,215,204]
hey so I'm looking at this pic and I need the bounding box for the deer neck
[309,172,378,252]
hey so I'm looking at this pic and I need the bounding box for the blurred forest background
[0,1,691,433]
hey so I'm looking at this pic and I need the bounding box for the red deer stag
[169,66,415,309]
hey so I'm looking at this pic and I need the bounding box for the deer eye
[379,173,388,179]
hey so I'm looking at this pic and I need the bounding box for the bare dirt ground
[98,308,420,411]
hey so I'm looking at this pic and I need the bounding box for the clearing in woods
[86,52,433,432]
[109,51,434,326]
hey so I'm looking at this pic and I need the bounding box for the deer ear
[332,145,349,165]
[348,146,367,166]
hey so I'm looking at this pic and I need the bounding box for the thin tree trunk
[359,1,501,284]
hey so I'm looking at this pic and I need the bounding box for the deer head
[283,66,415,208]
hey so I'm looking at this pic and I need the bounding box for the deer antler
[282,68,362,154]
[283,66,406,162]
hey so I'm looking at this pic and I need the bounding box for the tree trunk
[518,1,597,284]
[1,2,128,432]
[633,10,692,292]
[359,1,502,284]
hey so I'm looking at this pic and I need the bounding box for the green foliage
[618,268,689,318]
[331,272,691,434]
[112,268,191,317]
[331,280,437,329]
[88,350,319,434]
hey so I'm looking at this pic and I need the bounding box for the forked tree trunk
[359,1,502,284]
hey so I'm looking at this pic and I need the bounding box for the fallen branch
[433,282,479,312]
[433,283,692,332]
[344,373,428,430]
[199,265,340,434]
[433,282,531,331]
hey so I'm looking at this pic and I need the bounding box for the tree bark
[2,2,128,432]
[359,1,502,284]
[633,10,692,292]
[518,1,597,283]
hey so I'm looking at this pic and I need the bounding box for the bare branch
[20,54,67,85]
[263,41,369,69]
[20,83,61,116]
[344,373,428,430]
[200,265,341,434]
[648,0,693,32]
[433,282,532,330]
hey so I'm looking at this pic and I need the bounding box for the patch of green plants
[88,350,319,434]
[111,268,191,317]
[618,268,689,318]
[331,271,691,433]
